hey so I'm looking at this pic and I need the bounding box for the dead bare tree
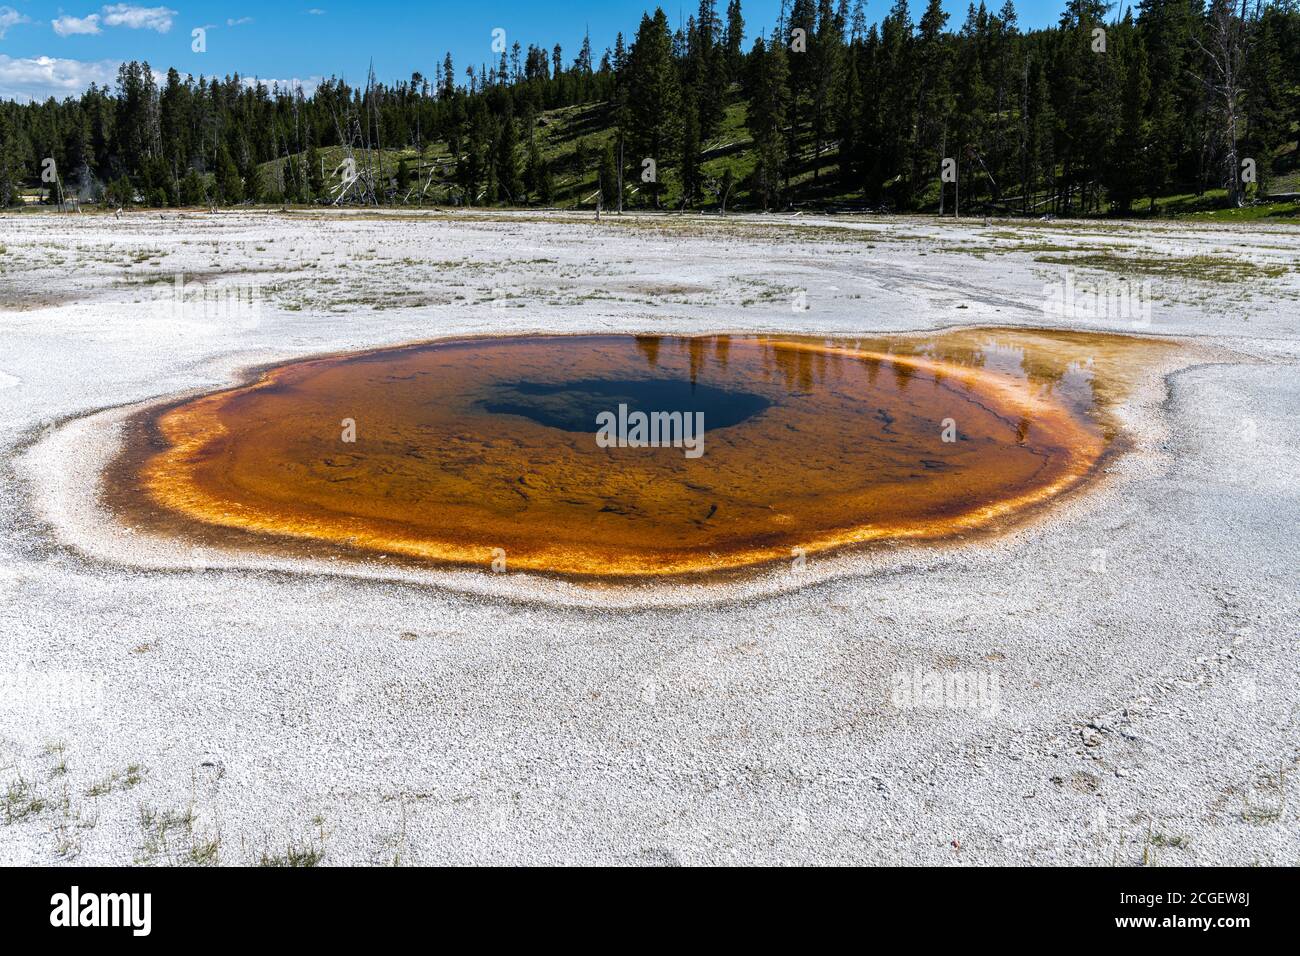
[366,60,383,203]
[1192,0,1253,207]
[326,89,378,206]
[702,171,735,215]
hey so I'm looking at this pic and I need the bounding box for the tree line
[0,0,1295,214]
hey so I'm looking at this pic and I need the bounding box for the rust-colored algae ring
[111,330,1136,579]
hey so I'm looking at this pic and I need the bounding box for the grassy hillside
[254,90,1300,220]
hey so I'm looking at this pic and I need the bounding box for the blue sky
[0,1,1072,102]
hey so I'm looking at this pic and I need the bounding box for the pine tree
[836,40,864,191]
[811,0,845,181]
[1052,0,1117,214]
[457,100,489,205]
[744,35,790,209]
[180,168,207,206]
[494,107,522,204]
[787,0,818,183]
[879,0,916,207]
[681,88,704,206]
[915,0,953,206]
[626,9,682,207]
[216,144,243,204]
[244,162,265,204]
[1137,0,1204,198]
[1020,52,1055,214]
[724,0,747,81]
[1105,28,1151,213]
[855,26,886,202]
[0,113,22,208]
[693,0,728,138]
[524,136,544,201]
[986,1,1020,205]
[441,54,456,99]
[598,143,619,207]
[850,0,868,41]
[1242,2,1289,196]
[306,144,325,200]
[107,174,134,208]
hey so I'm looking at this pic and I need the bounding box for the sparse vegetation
[85,763,147,798]
[1239,760,1289,824]
[256,841,326,867]
[256,815,329,867]
[3,777,48,825]
[136,803,223,865]
[1033,251,1292,283]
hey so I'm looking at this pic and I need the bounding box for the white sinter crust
[0,209,1297,865]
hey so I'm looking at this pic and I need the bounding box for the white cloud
[100,4,177,33]
[0,6,31,39]
[0,54,118,102]
[0,54,320,103]
[307,8,326,15]
[226,17,254,27]
[53,14,103,36]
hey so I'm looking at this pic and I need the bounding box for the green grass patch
[1034,251,1290,282]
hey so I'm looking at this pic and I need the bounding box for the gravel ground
[0,208,1296,866]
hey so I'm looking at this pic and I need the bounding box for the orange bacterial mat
[107,329,1174,577]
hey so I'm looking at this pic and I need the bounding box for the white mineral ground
[1,209,1297,864]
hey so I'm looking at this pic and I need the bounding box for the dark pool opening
[477,378,773,433]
